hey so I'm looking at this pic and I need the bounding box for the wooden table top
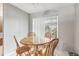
[20,37,33,45]
[20,37,55,46]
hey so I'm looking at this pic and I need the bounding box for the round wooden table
[20,37,43,56]
[20,38,49,56]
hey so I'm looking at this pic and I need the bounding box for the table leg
[35,45,38,56]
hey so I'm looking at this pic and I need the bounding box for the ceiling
[11,3,74,14]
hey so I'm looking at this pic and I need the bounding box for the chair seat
[16,46,31,54]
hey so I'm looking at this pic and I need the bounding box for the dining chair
[45,38,59,56]
[0,37,3,56]
[27,32,36,37]
[30,38,59,56]
[39,38,59,56]
[45,32,51,40]
[0,37,3,46]
[13,35,31,56]
[13,36,19,47]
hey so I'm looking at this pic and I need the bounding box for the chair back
[13,35,19,48]
[28,32,36,37]
[45,32,51,40]
[40,38,59,56]
[31,38,59,56]
[0,37,3,45]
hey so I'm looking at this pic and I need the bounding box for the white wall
[4,4,29,55]
[58,5,75,52]
[31,5,75,52]
[75,4,79,54]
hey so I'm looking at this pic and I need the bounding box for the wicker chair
[27,32,36,37]
[26,38,59,56]
[13,35,31,56]
[45,32,51,39]
[0,37,3,46]
[45,38,59,56]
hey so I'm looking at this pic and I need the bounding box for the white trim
[57,16,58,38]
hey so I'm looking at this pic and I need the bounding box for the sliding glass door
[32,16,58,43]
